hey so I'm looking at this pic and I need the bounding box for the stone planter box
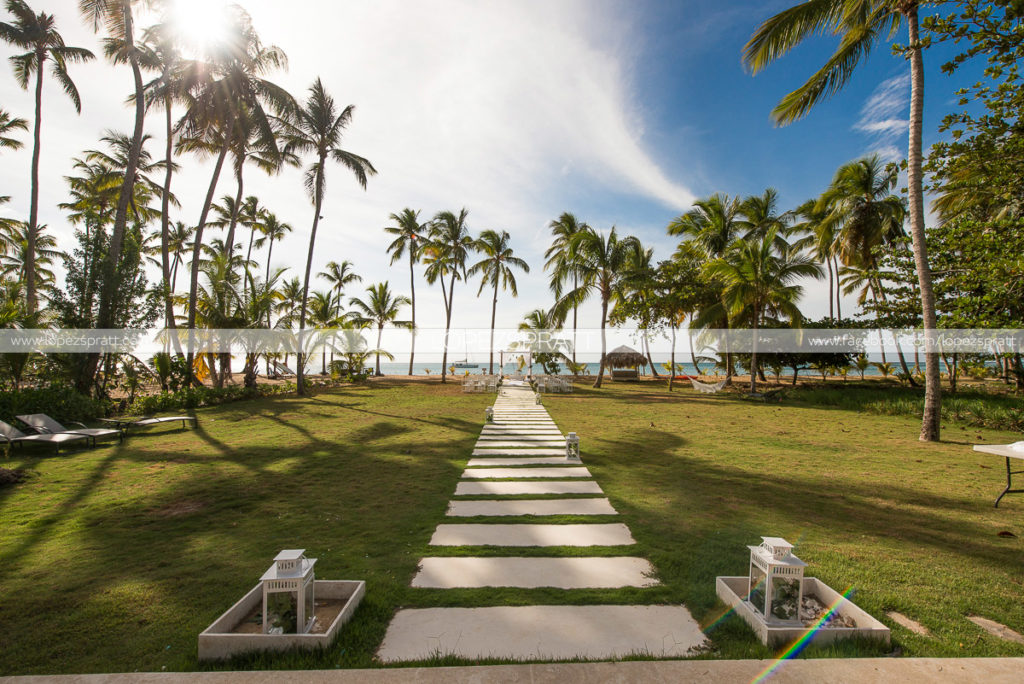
[716,576,890,647]
[198,580,365,661]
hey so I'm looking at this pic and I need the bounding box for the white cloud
[853,72,909,161]
[0,0,694,333]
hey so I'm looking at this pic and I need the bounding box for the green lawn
[0,379,1021,675]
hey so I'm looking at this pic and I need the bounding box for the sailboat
[454,338,478,368]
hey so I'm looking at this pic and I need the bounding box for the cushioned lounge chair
[100,415,197,431]
[16,414,123,445]
[0,420,90,453]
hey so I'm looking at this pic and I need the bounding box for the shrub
[0,386,110,425]
[126,382,298,415]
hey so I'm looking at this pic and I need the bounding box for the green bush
[126,382,297,415]
[789,385,1024,433]
[0,386,110,425]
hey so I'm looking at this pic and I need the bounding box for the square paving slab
[470,449,569,457]
[471,441,566,448]
[446,498,617,516]
[461,466,589,478]
[411,556,655,588]
[377,605,706,662]
[429,523,635,546]
[454,480,604,495]
[466,456,574,466]
[478,434,565,441]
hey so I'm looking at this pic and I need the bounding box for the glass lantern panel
[748,564,767,616]
[303,581,315,632]
[266,591,299,634]
[770,576,801,622]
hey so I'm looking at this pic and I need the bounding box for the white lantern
[260,549,317,634]
[535,392,542,405]
[566,432,580,461]
[485,407,494,423]
[747,537,806,624]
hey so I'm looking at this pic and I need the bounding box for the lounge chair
[100,415,198,431]
[16,414,123,445]
[0,419,90,453]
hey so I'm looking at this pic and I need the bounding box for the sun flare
[170,0,234,56]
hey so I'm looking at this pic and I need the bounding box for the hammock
[689,377,727,394]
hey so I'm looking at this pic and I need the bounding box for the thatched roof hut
[605,345,646,369]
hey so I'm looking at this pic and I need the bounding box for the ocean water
[371,359,895,377]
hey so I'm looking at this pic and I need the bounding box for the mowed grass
[1,378,1022,674]
[542,381,1024,659]
[0,380,491,675]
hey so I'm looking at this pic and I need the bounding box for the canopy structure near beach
[605,345,646,369]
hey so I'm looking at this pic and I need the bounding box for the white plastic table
[973,444,1024,507]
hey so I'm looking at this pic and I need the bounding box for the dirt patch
[151,500,206,517]
[0,467,25,486]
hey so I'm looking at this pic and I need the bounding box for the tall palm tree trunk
[98,14,145,329]
[186,134,232,384]
[903,4,941,441]
[834,256,842,320]
[688,320,702,376]
[376,324,384,376]
[440,274,455,383]
[160,88,182,355]
[668,324,677,391]
[750,310,760,394]
[571,274,578,367]
[408,250,416,375]
[645,331,659,378]
[297,164,325,396]
[26,50,43,314]
[826,258,834,321]
[224,161,244,259]
[593,297,608,388]
[489,279,498,374]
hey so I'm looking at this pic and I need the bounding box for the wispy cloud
[853,72,909,160]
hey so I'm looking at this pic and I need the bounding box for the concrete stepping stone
[377,604,706,662]
[429,523,635,546]
[968,616,1024,644]
[886,611,931,636]
[467,456,573,466]
[446,498,617,516]
[461,466,588,478]
[411,556,655,588]
[454,480,604,496]
[481,426,562,432]
[470,449,568,457]
[478,434,564,442]
[471,441,566,448]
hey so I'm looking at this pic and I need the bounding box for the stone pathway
[377,383,706,662]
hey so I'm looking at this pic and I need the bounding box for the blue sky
[0,0,979,342]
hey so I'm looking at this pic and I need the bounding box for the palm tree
[557,227,641,388]
[79,0,154,341]
[281,78,375,395]
[668,193,743,383]
[0,109,27,150]
[743,0,941,440]
[258,212,291,283]
[738,188,793,253]
[469,229,530,374]
[611,245,661,376]
[384,208,427,375]
[706,228,823,393]
[307,289,340,375]
[0,221,59,298]
[179,7,294,377]
[516,308,570,375]
[854,354,871,380]
[1,0,94,312]
[349,282,412,376]
[139,19,192,335]
[544,212,589,366]
[319,260,361,320]
[790,198,841,321]
[424,208,475,382]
